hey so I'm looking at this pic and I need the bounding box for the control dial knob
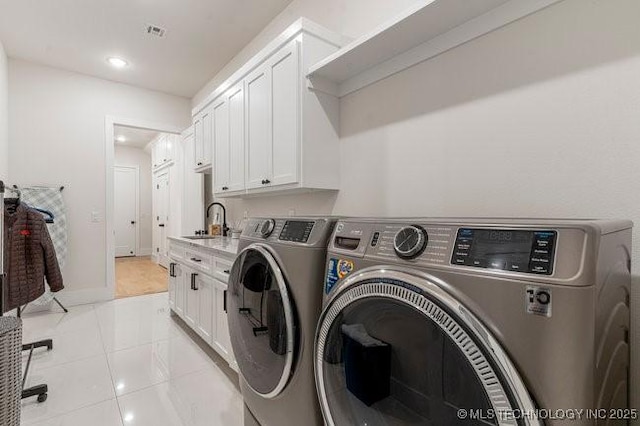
[260,219,276,238]
[393,226,428,259]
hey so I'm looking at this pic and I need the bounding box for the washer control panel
[279,220,315,243]
[451,228,556,275]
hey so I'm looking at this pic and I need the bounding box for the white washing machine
[315,218,632,426]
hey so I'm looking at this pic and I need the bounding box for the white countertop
[168,236,239,257]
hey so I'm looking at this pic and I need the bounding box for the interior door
[315,268,539,426]
[114,166,137,257]
[228,244,296,398]
[245,65,271,189]
[155,172,170,267]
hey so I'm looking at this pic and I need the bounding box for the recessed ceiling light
[116,135,127,142]
[107,57,128,69]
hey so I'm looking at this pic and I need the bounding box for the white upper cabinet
[194,19,343,197]
[193,106,212,172]
[269,40,299,187]
[227,85,246,193]
[213,83,245,195]
[152,134,177,171]
[245,66,271,190]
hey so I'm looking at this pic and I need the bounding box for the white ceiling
[0,0,293,97]
[114,125,159,149]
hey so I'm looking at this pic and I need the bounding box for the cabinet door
[195,274,214,345]
[213,97,229,194]
[269,40,300,186]
[184,269,199,328]
[227,84,245,193]
[193,114,204,168]
[164,135,175,163]
[202,108,213,168]
[245,65,271,189]
[152,140,161,169]
[171,263,186,318]
[168,261,176,310]
[181,132,204,235]
[213,282,234,363]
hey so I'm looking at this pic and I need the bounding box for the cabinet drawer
[213,257,233,283]
[169,242,185,261]
[184,248,213,274]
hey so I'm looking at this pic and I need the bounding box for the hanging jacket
[2,203,64,313]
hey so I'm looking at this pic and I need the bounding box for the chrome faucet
[206,202,229,237]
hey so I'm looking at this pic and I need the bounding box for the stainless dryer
[315,218,632,426]
[228,217,338,426]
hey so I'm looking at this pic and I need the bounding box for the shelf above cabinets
[306,0,564,98]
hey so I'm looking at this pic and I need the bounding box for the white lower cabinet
[168,240,236,369]
[213,280,234,364]
[184,267,199,329]
[194,273,214,344]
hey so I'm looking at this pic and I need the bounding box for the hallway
[115,257,167,299]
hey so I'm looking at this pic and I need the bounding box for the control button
[488,260,506,270]
[471,259,486,268]
[453,257,467,265]
[456,243,471,251]
[533,248,550,256]
[454,251,469,257]
[371,232,380,247]
[530,263,550,274]
[530,256,550,264]
[534,239,551,249]
[508,262,527,272]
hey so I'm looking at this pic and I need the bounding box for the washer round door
[315,267,541,426]
[228,244,295,398]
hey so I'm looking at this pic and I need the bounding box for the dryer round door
[228,244,295,399]
[315,267,541,426]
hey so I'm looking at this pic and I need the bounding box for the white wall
[0,40,8,181]
[115,145,153,255]
[8,59,191,304]
[197,0,640,272]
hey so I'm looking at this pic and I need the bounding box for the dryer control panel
[451,228,557,275]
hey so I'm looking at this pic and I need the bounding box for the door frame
[114,165,140,257]
[105,116,184,299]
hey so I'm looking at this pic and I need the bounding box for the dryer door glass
[228,245,295,398]
[316,274,534,426]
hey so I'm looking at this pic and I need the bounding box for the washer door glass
[316,273,536,426]
[228,245,295,398]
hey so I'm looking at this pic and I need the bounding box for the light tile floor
[18,292,244,426]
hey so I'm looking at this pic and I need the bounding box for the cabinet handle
[191,273,198,290]
[263,179,271,185]
[222,186,228,191]
[169,263,176,277]
[190,257,202,263]
[223,269,230,274]
[223,290,227,313]
[159,224,165,228]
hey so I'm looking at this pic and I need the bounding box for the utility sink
[182,235,217,240]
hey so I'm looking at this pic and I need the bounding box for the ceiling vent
[145,24,167,38]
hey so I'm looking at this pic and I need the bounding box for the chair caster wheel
[37,393,47,403]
